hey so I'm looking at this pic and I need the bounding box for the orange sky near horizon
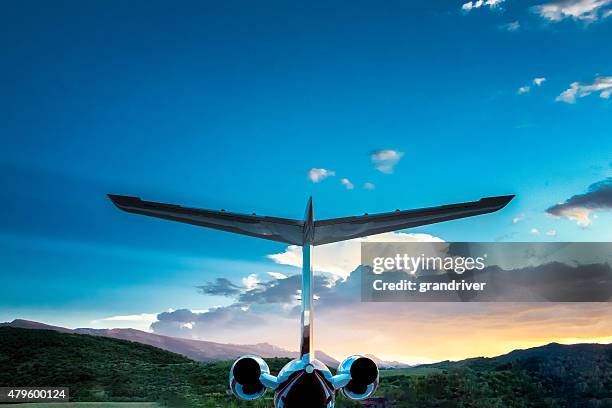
[304,302,612,364]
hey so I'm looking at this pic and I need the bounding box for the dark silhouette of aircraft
[109,193,513,407]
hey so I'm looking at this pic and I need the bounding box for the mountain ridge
[2,324,612,407]
[414,341,612,371]
[0,319,349,366]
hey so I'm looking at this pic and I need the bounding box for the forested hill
[381,342,612,407]
[419,341,612,372]
[0,326,292,407]
[2,326,612,407]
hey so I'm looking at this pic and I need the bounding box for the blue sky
[1,0,612,358]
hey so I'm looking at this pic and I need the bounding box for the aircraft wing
[313,195,514,245]
[107,195,305,245]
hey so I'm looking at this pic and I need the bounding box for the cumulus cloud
[462,0,505,11]
[151,306,270,341]
[363,182,375,190]
[370,150,404,174]
[199,274,262,296]
[151,271,343,343]
[238,274,334,306]
[308,168,335,183]
[197,272,335,309]
[151,230,612,363]
[545,229,558,236]
[534,0,612,21]
[153,267,365,346]
[530,228,541,235]
[267,232,443,279]
[556,76,612,103]
[340,178,354,190]
[512,214,526,224]
[241,274,259,291]
[462,1,475,10]
[545,177,612,226]
[156,261,612,363]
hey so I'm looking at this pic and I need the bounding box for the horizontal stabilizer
[313,195,514,245]
[107,195,304,245]
[108,194,513,247]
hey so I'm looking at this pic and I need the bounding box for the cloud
[199,274,261,296]
[518,77,547,95]
[152,272,341,342]
[267,232,443,279]
[534,0,612,21]
[500,21,521,31]
[197,277,243,297]
[267,272,288,280]
[92,313,158,323]
[156,262,612,363]
[155,267,358,347]
[534,77,547,86]
[197,273,334,308]
[530,228,541,235]
[545,177,612,226]
[545,229,558,236]
[154,239,612,363]
[549,207,593,226]
[370,150,404,174]
[91,313,159,332]
[462,0,478,10]
[340,178,354,190]
[512,214,526,224]
[518,86,531,95]
[151,306,269,340]
[238,274,335,306]
[462,0,505,11]
[308,168,335,183]
[241,274,259,291]
[556,76,612,103]
[91,313,157,325]
[363,182,375,190]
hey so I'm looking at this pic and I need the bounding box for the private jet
[108,193,513,407]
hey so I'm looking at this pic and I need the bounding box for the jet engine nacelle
[229,355,271,400]
[336,355,379,400]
